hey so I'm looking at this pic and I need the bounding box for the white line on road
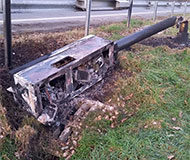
[0,10,172,24]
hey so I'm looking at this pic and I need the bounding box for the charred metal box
[11,35,114,125]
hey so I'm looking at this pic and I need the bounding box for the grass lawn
[72,45,190,160]
[71,18,190,159]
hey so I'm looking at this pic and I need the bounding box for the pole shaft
[85,0,92,36]
[3,0,12,68]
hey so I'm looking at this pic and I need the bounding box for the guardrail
[84,0,190,35]
[153,1,190,21]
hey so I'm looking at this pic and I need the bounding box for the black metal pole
[115,17,177,52]
[3,0,12,68]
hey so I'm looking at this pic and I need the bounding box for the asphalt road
[0,5,189,33]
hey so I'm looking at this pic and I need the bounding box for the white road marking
[0,10,173,24]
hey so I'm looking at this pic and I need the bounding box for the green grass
[123,19,144,28]
[0,89,16,160]
[96,18,152,41]
[0,137,16,160]
[99,23,126,33]
[71,45,190,159]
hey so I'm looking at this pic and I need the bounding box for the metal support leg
[85,0,92,36]
[0,0,3,12]
[171,1,175,17]
[153,1,158,22]
[3,0,12,68]
[184,1,187,17]
[127,0,133,28]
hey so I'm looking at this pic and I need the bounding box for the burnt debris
[9,35,115,126]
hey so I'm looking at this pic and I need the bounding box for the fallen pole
[115,16,177,52]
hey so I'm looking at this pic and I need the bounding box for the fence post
[171,1,175,17]
[0,0,3,12]
[153,1,158,22]
[127,0,133,28]
[85,0,92,36]
[183,1,187,17]
[3,0,12,68]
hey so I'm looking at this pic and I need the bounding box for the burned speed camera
[9,35,114,125]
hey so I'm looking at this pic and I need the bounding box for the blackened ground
[140,36,189,49]
[78,65,133,103]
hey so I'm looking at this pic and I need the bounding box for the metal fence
[153,1,190,21]
[85,0,190,35]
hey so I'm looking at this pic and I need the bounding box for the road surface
[0,5,189,33]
